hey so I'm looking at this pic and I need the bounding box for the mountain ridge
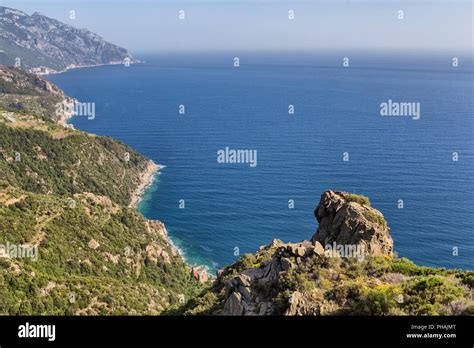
[0,6,135,73]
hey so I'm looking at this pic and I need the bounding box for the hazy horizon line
[132,48,474,56]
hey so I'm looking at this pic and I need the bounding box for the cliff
[179,191,474,316]
[0,65,71,119]
[0,6,135,72]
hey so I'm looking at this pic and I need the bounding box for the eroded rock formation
[312,191,393,256]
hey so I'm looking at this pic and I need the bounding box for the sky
[2,0,473,54]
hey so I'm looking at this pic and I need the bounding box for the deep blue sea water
[48,52,474,272]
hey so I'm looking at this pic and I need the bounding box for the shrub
[460,274,474,288]
[401,276,466,315]
[345,193,371,207]
[463,305,474,315]
[365,256,392,276]
[354,284,402,315]
[279,269,316,293]
[325,282,361,305]
[391,258,449,276]
[363,210,387,227]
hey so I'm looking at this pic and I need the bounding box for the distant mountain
[0,6,135,73]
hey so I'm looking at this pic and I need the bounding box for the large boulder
[311,191,393,256]
[222,291,244,315]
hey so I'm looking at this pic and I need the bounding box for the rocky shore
[129,160,159,208]
[55,97,77,127]
[128,160,213,283]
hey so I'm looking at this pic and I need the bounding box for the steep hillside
[0,65,69,119]
[0,6,134,72]
[0,119,155,207]
[179,192,474,316]
[0,65,151,206]
[0,66,204,314]
[0,185,202,315]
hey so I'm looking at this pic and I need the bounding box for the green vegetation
[345,193,371,207]
[0,122,150,206]
[391,257,450,276]
[400,276,466,315]
[182,251,474,316]
[0,173,203,315]
[0,65,204,315]
[0,168,203,315]
[0,66,64,118]
[363,210,387,227]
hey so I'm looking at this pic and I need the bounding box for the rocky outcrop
[0,6,135,71]
[219,191,395,316]
[87,239,100,250]
[182,187,472,316]
[221,239,327,315]
[184,190,417,316]
[145,243,170,264]
[312,191,393,256]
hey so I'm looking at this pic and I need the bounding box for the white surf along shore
[50,63,214,282]
[130,160,213,281]
[129,160,160,209]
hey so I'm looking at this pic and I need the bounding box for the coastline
[132,161,214,281]
[131,160,215,280]
[56,97,77,128]
[129,160,159,208]
[48,63,215,281]
[33,60,140,76]
[160,223,213,281]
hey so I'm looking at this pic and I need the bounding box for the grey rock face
[222,291,244,316]
[312,191,394,256]
[0,6,135,71]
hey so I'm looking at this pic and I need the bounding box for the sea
[48,51,474,272]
